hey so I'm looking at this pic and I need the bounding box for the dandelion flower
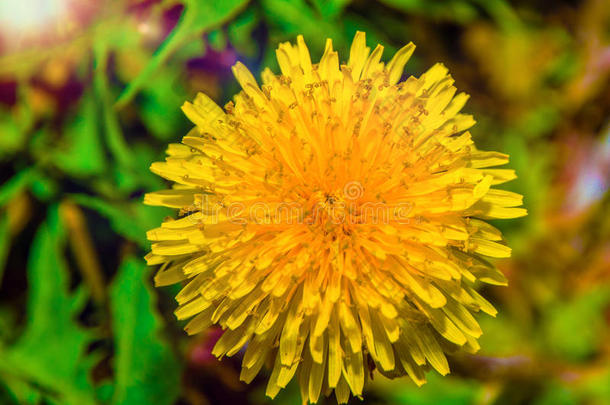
[145,32,526,404]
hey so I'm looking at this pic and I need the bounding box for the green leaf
[70,194,170,248]
[515,104,560,139]
[492,132,551,245]
[228,6,260,57]
[262,0,345,53]
[579,367,610,403]
[0,169,38,207]
[478,312,526,356]
[30,174,59,202]
[0,213,10,287]
[378,0,479,24]
[53,93,106,176]
[112,143,169,194]
[341,13,399,54]
[534,381,576,405]
[115,0,249,108]
[0,205,97,405]
[471,0,522,31]
[93,40,133,169]
[0,372,41,405]
[139,69,188,141]
[208,28,228,52]
[372,372,481,405]
[0,110,27,158]
[542,287,610,361]
[110,256,181,405]
[312,0,352,19]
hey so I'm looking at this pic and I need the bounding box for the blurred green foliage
[0,0,609,404]
[110,257,181,405]
[1,206,97,404]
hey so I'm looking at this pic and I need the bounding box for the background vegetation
[0,0,609,404]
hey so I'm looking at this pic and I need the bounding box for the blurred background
[0,0,609,404]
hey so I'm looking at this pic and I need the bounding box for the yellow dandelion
[145,32,526,404]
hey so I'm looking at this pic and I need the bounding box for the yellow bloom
[145,32,526,403]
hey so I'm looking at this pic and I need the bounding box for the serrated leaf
[0,205,96,405]
[110,256,181,405]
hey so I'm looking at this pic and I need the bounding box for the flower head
[145,32,526,404]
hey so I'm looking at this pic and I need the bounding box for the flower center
[305,189,354,237]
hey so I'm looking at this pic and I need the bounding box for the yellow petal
[279,288,305,366]
[184,306,215,335]
[335,376,351,404]
[296,35,313,73]
[471,238,512,258]
[181,93,225,133]
[442,299,482,338]
[423,307,467,345]
[343,346,364,396]
[327,310,342,388]
[386,42,416,84]
[413,327,450,375]
[347,31,370,80]
[308,342,326,402]
[370,311,395,371]
[153,261,186,286]
[175,295,210,320]
[338,301,362,353]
